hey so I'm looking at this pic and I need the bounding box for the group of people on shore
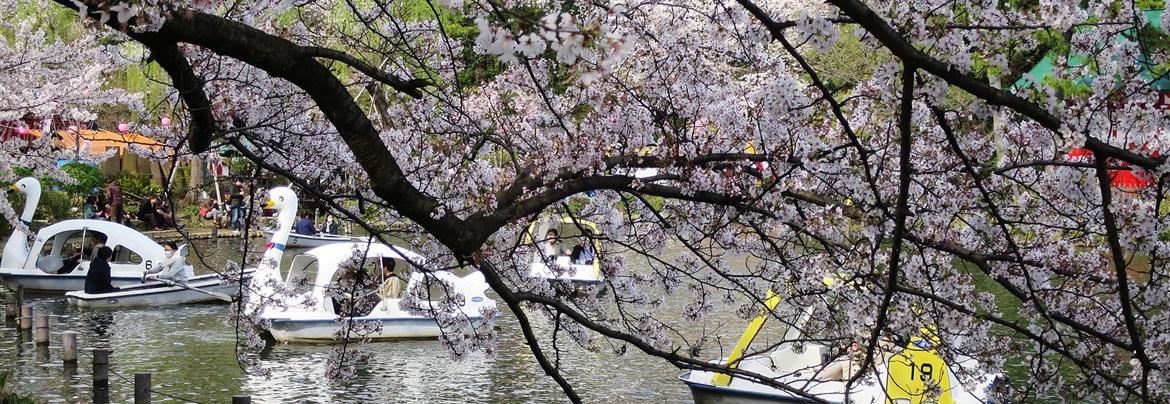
[80,178,177,230]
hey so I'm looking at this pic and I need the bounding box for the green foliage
[0,370,39,403]
[1,189,72,233]
[803,34,890,93]
[57,162,105,197]
[37,190,72,222]
[115,173,161,202]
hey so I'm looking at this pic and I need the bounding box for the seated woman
[137,195,158,230]
[83,196,105,220]
[84,246,118,294]
[152,197,177,229]
[144,241,187,284]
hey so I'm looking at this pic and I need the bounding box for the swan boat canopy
[0,178,190,292]
[679,292,1003,404]
[525,217,604,285]
[259,242,497,343]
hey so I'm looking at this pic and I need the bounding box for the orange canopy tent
[27,128,163,157]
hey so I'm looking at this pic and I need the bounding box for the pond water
[0,237,712,403]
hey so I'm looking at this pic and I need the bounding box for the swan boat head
[2,177,41,269]
[246,186,299,311]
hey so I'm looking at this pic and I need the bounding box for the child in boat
[145,241,188,284]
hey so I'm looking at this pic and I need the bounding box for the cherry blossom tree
[0,0,134,217]
[11,0,1170,402]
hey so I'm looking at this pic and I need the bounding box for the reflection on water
[0,238,701,403]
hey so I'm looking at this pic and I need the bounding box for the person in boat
[322,215,339,235]
[816,342,863,381]
[58,245,81,274]
[87,232,107,261]
[294,213,317,236]
[144,241,188,284]
[378,258,403,299]
[543,229,569,259]
[570,229,596,265]
[84,246,118,294]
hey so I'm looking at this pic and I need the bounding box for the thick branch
[1093,155,1152,401]
[301,46,430,99]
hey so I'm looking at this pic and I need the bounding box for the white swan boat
[526,216,604,285]
[262,229,361,249]
[679,294,1002,404]
[247,187,496,343]
[0,178,191,292]
[261,242,496,342]
[64,244,255,308]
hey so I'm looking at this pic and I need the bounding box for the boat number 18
[907,362,934,382]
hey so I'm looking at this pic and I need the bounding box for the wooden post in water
[15,284,23,307]
[134,373,151,403]
[62,331,79,362]
[18,306,32,330]
[3,293,15,319]
[232,396,251,404]
[92,349,109,385]
[92,348,110,404]
[33,314,49,344]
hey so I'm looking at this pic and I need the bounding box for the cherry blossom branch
[1093,155,1153,401]
[300,46,430,99]
[851,64,916,389]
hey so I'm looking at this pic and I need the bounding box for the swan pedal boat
[0,219,186,292]
[259,242,496,343]
[681,298,1002,404]
[262,229,365,249]
[64,270,254,308]
[526,216,604,285]
[679,341,999,404]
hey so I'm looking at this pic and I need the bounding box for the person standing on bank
[84,246,118,294]
[106,179,124,225]
[229,179,246,233]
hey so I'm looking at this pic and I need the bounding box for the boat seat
[177,244,195,279]
[770,344,827,375]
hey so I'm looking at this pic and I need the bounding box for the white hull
[264,230,365,249]
[267,314,493,343]
[530,258,604,284]
[1,270,146,292]
[680,349,997,404]
[65,270,254,308]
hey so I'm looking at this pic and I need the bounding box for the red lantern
[161,117,172,126]
[117,123,130,132]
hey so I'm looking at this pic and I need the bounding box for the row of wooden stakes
[4,288,254,403]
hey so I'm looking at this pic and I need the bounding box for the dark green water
[0,237,700,403]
